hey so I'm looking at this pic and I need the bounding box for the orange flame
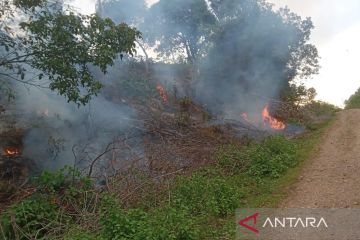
[262,104,286,130]
[156,84,168,104]
[4,147,20,156]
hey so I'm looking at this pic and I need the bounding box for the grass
[0,118,335,240]
[187,118,335,238]
[249,118,336,208]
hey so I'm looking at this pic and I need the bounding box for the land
[282,109,360,208]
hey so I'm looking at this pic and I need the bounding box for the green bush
[246,136,298,178]
[100,196,198,239]
[345,88,360,109]
[0,134,306,240]
[37,166,91,194]
[59,227,104,240]
[0,166,94,240]
[303,100,340,118]
[172,173,240,217]
[0,196,60,239]
[216,145,249,174]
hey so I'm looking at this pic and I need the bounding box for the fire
[156,84,168,104]
[3,147,20,157]
[262,104,286,130]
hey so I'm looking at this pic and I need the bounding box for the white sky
[70,0,360,107]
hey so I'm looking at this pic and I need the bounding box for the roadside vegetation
[0,0,342,239]
[345,88,360,109]
[0,113,336,239]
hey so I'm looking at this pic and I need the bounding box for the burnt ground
[281,109,360,208]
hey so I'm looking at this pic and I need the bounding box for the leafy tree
[146,0,217,63]
[0,0,140,105]
[345,87,360,109]
[97,0,147,25]
[283,84,317,106]
[197,0,319,114]
[97,0,151,71]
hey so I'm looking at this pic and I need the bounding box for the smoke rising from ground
[99,0,317,121]
[14,80,139,173]
[3,0,317,173]
[195,3,292,121]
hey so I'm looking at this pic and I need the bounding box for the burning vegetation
[156,83,168,104]
[3,147,20,157]
[0,0,341,239]
[262,104,286,130]
[240,104,286,131]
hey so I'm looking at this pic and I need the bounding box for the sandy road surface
[282,109,360,208]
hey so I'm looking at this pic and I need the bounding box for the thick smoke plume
[13,78,141,174]
[2,0,317,174]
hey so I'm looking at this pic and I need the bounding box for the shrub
[0,166,94,240]
[37,166,91,194]
[100,196,198,239]
[172,174,240,217]
[61,225,105,240]
[345,88,360,109]
[303,100,340,119]
[216,144,249,174]
[246,136,298,178]
[61,229,103,240]
[0,196,60,239]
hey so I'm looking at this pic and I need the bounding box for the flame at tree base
[241,104,286,130]
[262,104,286,130]
[156,84,168,104]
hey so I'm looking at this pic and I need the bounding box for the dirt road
[282,109,360,208]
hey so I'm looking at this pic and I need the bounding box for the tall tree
[146,0,217,63]
[196,0,319,115]
[97,0,150,71]
[0,0,140,105]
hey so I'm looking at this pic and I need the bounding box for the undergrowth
[0,120,332,240]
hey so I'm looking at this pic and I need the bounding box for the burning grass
[3,147,20,157]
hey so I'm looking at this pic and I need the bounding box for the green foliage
[100,196,199,240]
[246,136,299,178]
[1,196,60,239]
[304,100,340,117]
[345,88,360,109]
[0,128,329,240]
[146,0,217,62]
[0,166,94,239]
[216,144,249,174]
[112,63,158,101]
[172,172,241,217]
[216,136,299,179]
[37,166,91,194]
[1,0,140,105]
[283,84,317,105]
[198,1,319,112]
[13,0,46,9]
[61,229,103,240]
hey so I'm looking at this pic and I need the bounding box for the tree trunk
[135,40,149,74]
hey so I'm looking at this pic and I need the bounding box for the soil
[281,109,360,208]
